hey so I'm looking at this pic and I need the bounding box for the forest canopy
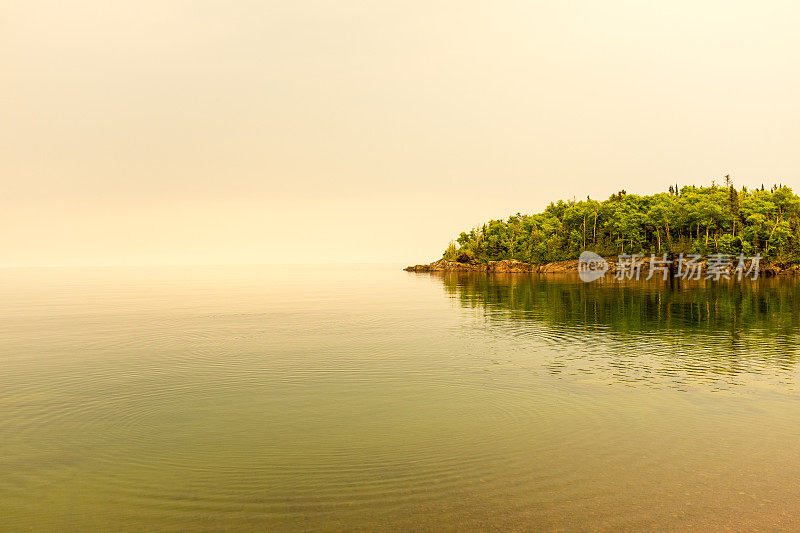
[444,180,800,264]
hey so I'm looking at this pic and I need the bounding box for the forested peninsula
[407,181,800,273]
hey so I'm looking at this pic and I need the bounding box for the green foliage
[443,241,459,261]
[445,183,800,264]
[456,250,475,263]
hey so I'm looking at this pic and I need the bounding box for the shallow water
[2,265,800,530]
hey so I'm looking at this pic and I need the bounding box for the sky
[2,1,799,266]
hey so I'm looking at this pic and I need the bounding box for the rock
[403,264,431,272]
[486,260,537,273]
[406,257,608,274]
[429,259,484,272]
[781,264,800,275]
[537,259,580,273]
[762,264,780,277]
[405,255,797,276]
[405,260,483,272]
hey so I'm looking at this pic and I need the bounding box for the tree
[728,186,740,236]
[443,181,800,264]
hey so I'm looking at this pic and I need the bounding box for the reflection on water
[439,273,800,391]
[2,266,800,531]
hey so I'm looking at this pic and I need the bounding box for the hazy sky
[2,1,799,265]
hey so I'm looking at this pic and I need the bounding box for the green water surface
[2,266,800,530]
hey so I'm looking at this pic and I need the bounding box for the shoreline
[404,257,792,276]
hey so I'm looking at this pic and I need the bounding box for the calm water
[2,265,800,530]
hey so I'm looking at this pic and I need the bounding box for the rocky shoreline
[404,258,584,273]
[404,257,794,276]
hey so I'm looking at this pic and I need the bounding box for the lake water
[2,265,800,530]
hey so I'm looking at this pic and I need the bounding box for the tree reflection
[433,272,800,386]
